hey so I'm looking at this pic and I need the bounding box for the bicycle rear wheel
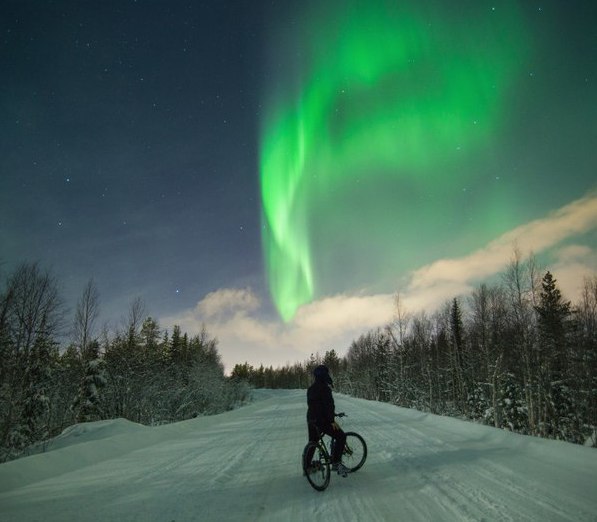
[343,432,367,472]
[302,441,331,491]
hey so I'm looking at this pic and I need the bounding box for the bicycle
[301,413,367,491]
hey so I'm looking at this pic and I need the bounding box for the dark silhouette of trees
[0,264,248,462]
[239,261,596,447]
[1,255,594,461]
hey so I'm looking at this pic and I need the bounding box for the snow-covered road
[1,389,596,521]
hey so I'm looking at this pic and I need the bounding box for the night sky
[1,1,596,368]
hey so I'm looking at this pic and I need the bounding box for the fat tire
[343,432,367,472]
[302,441,331,491]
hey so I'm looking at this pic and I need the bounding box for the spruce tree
[73,341,106,423]
[21,329,56,446]
[450,298,466,412]
[534,271,572,438]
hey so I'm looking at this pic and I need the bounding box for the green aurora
[260,1,529,321]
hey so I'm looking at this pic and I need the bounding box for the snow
[1,389,596,521]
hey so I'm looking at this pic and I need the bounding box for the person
[305,365,349,477]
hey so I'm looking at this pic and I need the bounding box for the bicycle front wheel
[343,432,367,472]
[302,441,331,491]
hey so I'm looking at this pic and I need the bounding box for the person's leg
[331,427,346,464]
[321,424,346,463]
[305,422,319,464]
[308,422,319,442]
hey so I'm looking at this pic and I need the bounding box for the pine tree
[73,341,107,423]
[231,362,254,381]
[322,349,341,376]
[170,325,183,363]
[21,328,56,446]
[534,271,572,438]
[536,272,571,351]
[449,298,466,412]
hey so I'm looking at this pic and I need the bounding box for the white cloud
[195,288,260,318]
[550,244,596,302]
[161,192,597,371]
[293,293,394,333]
[409,191,597,290]
[161,289,394,371]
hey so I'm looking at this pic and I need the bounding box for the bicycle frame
[303,412,367,491]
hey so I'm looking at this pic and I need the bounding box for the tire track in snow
[2,390,596,522]
[332,394,595,521]
[327,396,530,521]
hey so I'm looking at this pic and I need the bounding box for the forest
[1,252,595,462]
[232,253,597,447]
[0,263,250,462]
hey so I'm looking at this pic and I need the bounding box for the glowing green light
[260,1,527,321]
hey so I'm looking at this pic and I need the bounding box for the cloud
[293,293,394,333]
[196,288,260,318]
[406,191,597,304]
[162,191,596,370]
[161,288,394,370]
[550,244,596,301]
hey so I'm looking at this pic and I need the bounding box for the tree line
[2,252,595,461]
[0,263,250,462]
[232,253,597,447]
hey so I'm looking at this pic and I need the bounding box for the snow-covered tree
[73,341,107,423]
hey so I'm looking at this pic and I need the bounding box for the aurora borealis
[1,0,595,368]
[260,0,528,321]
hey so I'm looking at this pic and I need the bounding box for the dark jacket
[307,379,335,427]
